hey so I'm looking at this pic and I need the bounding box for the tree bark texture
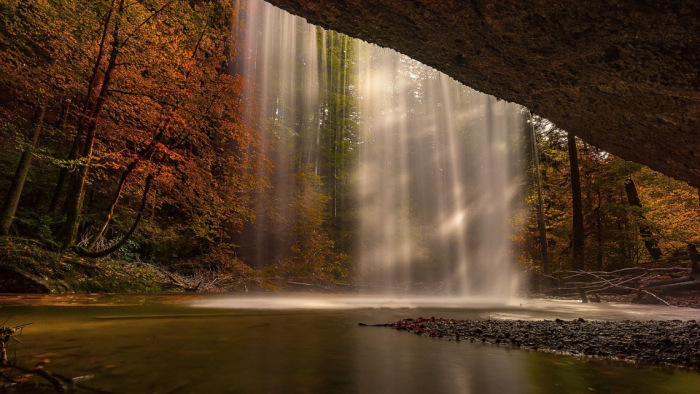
[0,102,48,235]
[689,244,699,276]
[624,177,662,260]
[567,133,585,270]
[48,101,75,212]
[595,189,603,270]
[529,112,549,275]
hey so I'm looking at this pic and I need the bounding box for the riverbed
[1,293,699,393]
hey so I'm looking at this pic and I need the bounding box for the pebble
[387,317,700,370]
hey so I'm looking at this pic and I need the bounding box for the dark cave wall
[263,0,700,187]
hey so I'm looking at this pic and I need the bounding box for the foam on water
[190,293,700,321]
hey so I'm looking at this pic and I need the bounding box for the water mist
[234,0,526,297]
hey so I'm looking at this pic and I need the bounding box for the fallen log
[545,270,671,305]
[583,271,670,306]
[645,276,695,288]
[288,281,330,289]
[2,323,108,393]
[651,279,700,293]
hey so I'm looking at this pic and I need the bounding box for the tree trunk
[624,177,662,260]
[60,5,123,248]
[529,113,549,275]
[595,188,603,270]
[689,244,699,276]
[86,157,144,250]
[51,1,117,215]
[0,102,48,235]
[48,101,75,213]
[81,0,117,120]
[49,131,81,213]
[75,174,154,258]
[85,19,204,249]
[567,133,585,270]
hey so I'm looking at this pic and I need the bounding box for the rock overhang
[262,0,700,187]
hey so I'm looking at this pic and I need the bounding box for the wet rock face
[265,0,700,187]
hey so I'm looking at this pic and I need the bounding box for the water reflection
[1,294,699,393]
[355,325,527,393]
[191,293,700,321]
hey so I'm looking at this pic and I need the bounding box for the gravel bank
[385,318,700,370]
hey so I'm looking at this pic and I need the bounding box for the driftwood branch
[648,279,700,292]
[581,271,670,306]
[542,263,698,305]
[2,323,108,393]
[287,281,330,289]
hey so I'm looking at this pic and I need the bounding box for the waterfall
[234,0,525,296]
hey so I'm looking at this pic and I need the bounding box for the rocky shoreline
[384,318,700,370]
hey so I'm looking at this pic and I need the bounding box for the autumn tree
[624,176,662,260]
[567,132,585,270]
[0,0,265,265]
[522,116,700,273]
[526,113,550,275]
[72,0,264,256]
[0,0,99,235]
[56,0,130,247]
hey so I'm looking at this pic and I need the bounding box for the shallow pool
[1,293,699,393]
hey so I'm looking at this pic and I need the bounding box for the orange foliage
[0,0,268,258]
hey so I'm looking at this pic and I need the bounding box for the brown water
[1,293,699,393]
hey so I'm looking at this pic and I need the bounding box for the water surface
[1,293,699,393]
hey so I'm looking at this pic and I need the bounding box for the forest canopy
[0,0,264,264]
